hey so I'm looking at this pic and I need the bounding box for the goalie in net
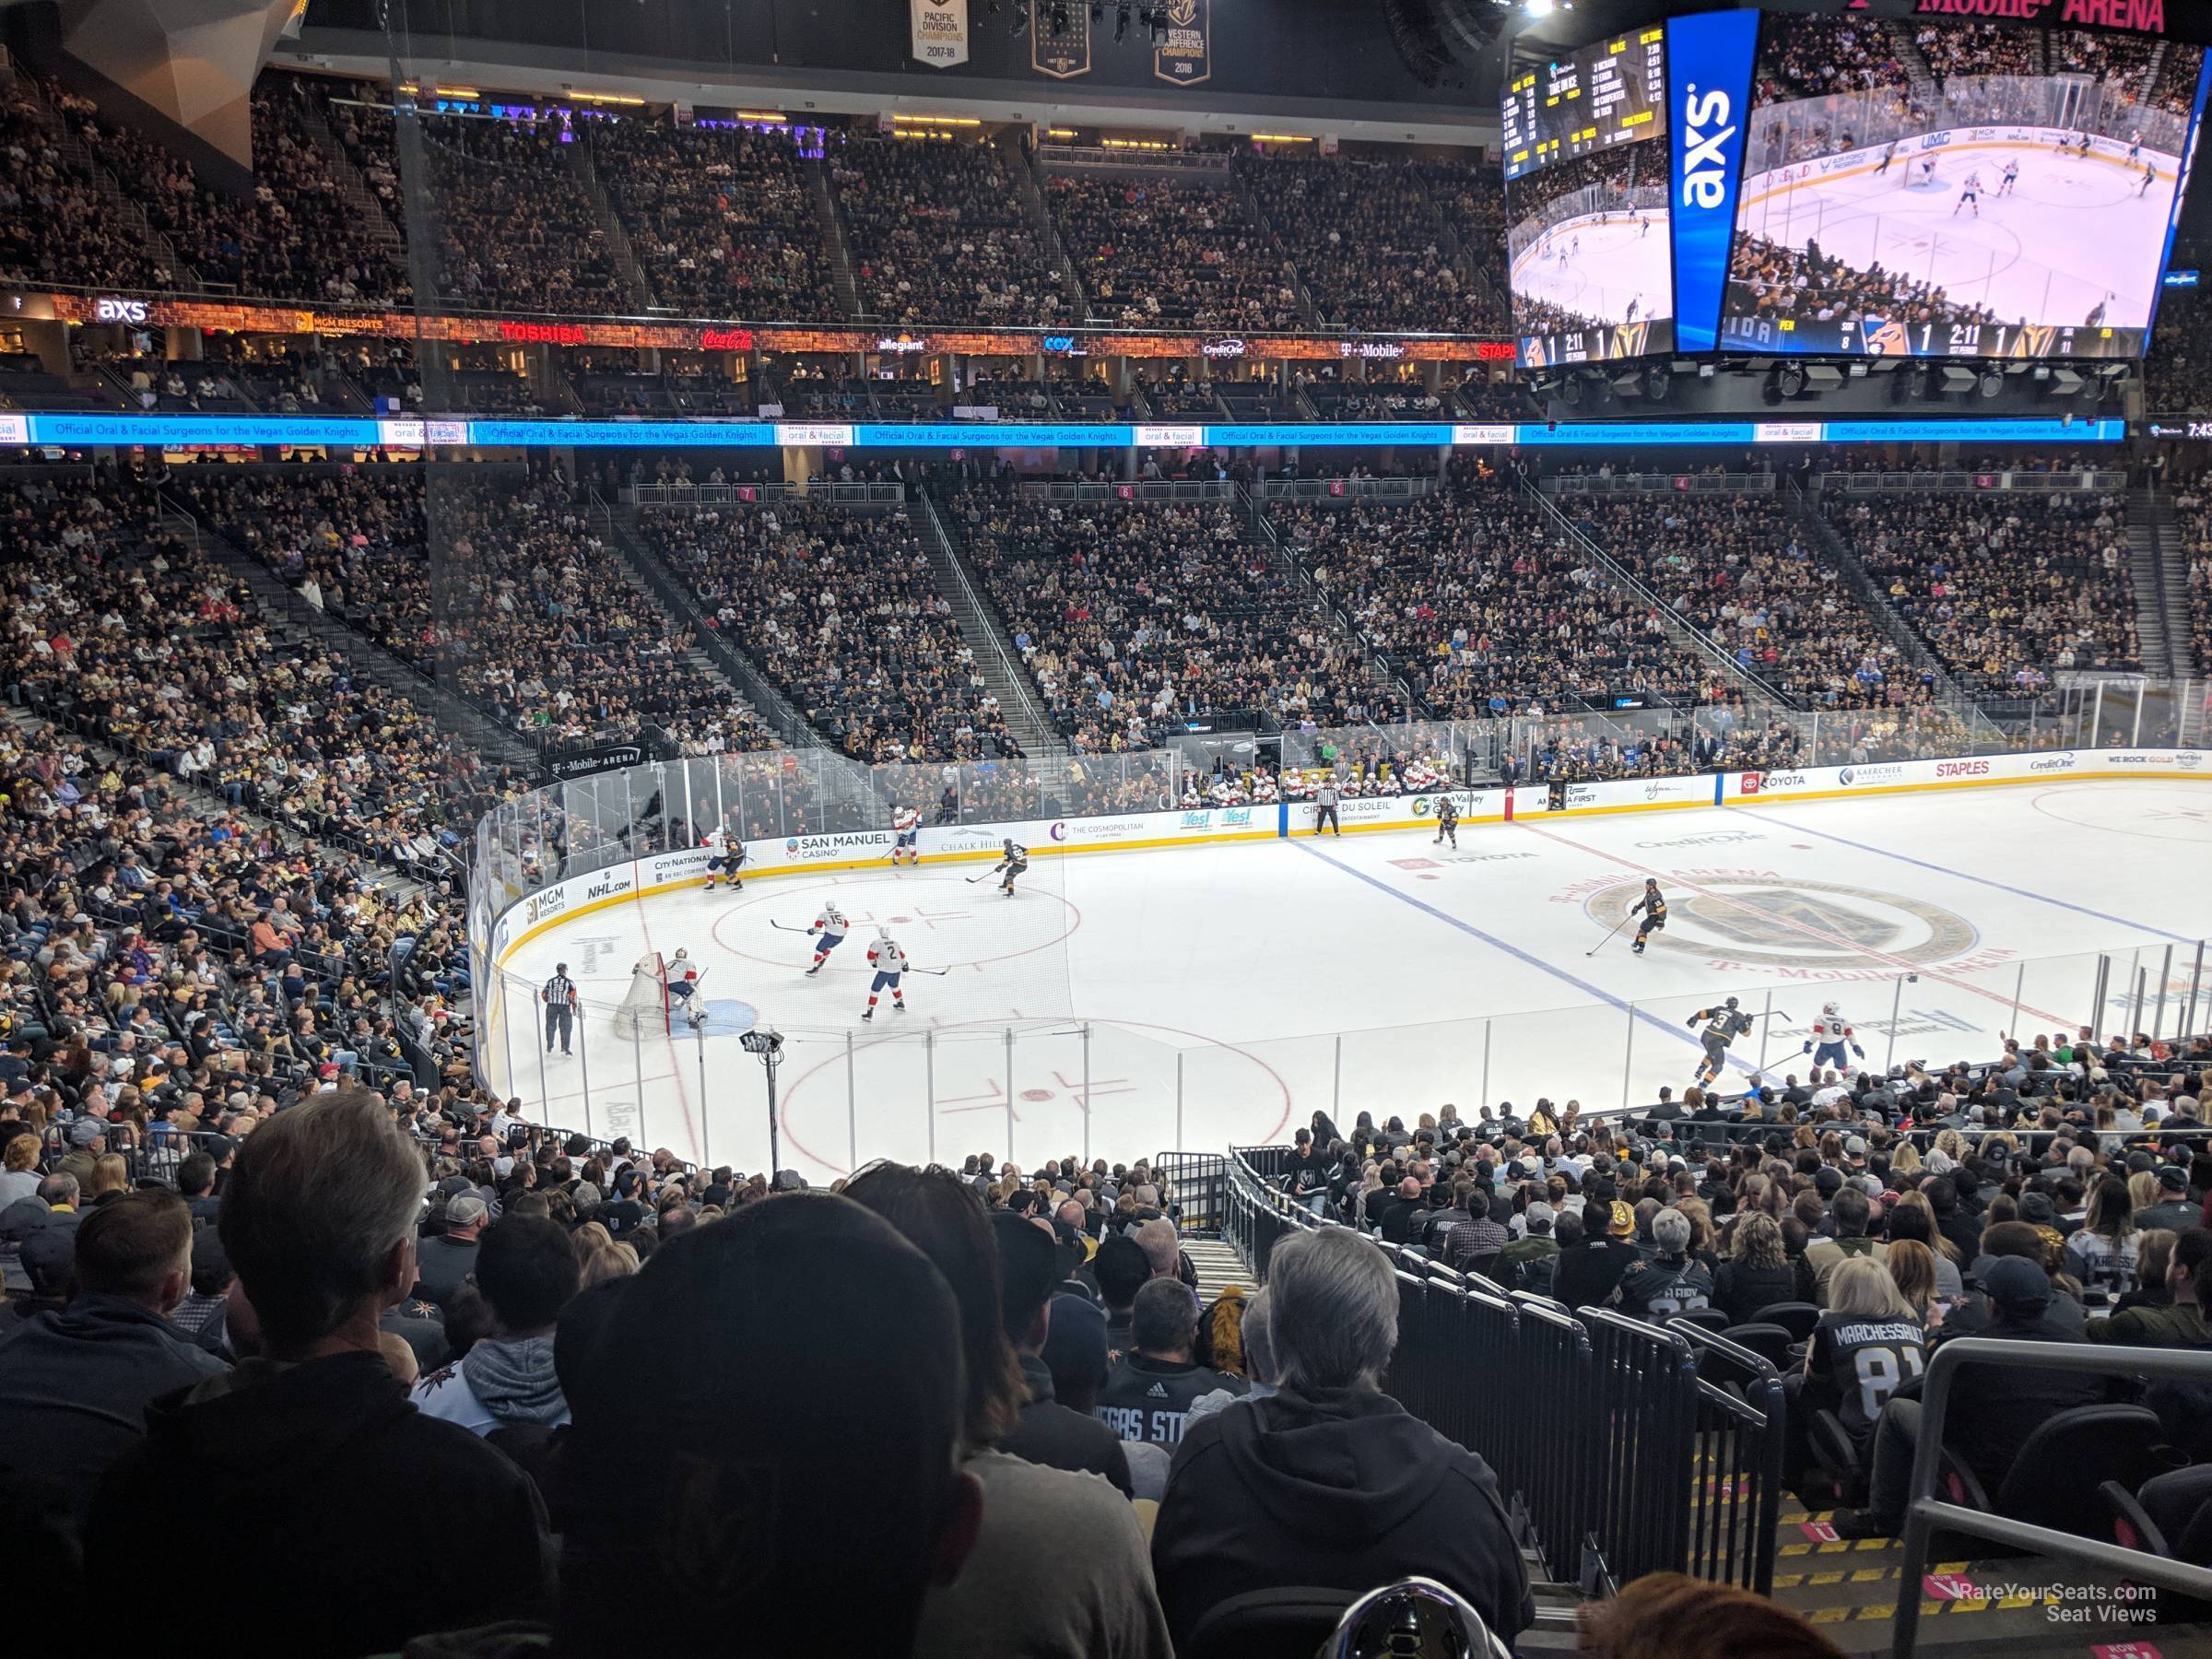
[610,952,668,1038]
[611,949,706,1037]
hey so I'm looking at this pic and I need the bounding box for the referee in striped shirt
[542,965,578,1055]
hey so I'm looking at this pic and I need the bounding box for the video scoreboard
[1501,29,1665,183]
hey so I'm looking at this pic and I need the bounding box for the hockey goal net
[608,951,668,1039]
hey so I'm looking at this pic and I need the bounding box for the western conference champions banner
[911,0,970,68]
[1154,0,1210,87]
[1665,10,1759,353]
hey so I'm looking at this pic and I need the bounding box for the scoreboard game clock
[1501,29,1665,182]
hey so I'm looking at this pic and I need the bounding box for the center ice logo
[1584,875,1978,972]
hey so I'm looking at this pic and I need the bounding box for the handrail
[588,488,828,752]
[1892,1338,2212,1657]
[1516,474,1799,711]
[914,487,1061,756]
[1786,477,2004,741]
[1221,1147,1782,1597]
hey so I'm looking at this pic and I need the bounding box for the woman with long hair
[2064,1174,2141,1296]
[1801,1255,1927,1467]
[1887,1239,1942,1325]
[1713,1212,1798,1324]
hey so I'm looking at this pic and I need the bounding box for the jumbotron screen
[1503,29,1675,368]
[1501,29,1666,183]
[1718,14,2212,359]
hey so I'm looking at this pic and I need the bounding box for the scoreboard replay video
[1501,29,1665,184]
[1504,8,2212,368]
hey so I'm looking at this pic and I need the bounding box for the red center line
[1513,821,2075,1029]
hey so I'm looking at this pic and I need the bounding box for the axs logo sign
[1664,11,1759,353]
[94,297,149,324]
[1678,88,1736,209]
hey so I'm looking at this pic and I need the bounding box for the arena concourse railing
[1221,1147,1785,1600]
[462,704,2209,1173]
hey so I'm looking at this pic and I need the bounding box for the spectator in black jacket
[84,1090,551,1656]
[992,1210,1134,1496]
[1151,1226,1532,1651]
[1714,1212,1801,1324]
[1842,1256,2112,1537]
[0,1188,227,1521]
[1095,1277,1245,1447]
[412,1192,485,1307]
[1554,1187,1642,1310]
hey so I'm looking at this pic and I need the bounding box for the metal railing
[1892,1339,2212,1657]
[1256,477,1436,501]
[1013,479,1237,503]
[1219,1149,1784,1597]
[915,488,1061,753]
[1542,473,1778,498]
[1810,469,2129,496]
[1519,475,1799,711]
[628,481,903,507]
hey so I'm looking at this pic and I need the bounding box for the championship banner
[1154,0,1210,87]
[911,0,970,68]
[1030,0,1091,78]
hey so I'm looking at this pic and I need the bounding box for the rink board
[489,747,2206,967]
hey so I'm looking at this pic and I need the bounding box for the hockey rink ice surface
[1738,142,2178,329]
[1510,212,1673,329]
[496,782,2212,1179]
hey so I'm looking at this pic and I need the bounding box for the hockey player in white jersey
[806,902,850,975]
[1801,1001,1866,1074]
[667,947,706,1029]
[702,822,745,891]
[863,928,909,1020]
[891,804,923,866]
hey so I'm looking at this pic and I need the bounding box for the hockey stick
[1584,913,1635,958]
[905,966,950,977]
[769,920,811,932]
[965,872,995,885]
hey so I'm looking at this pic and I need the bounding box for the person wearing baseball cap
[1842,1253,2112,1539]
[2135,1167,2198,1234]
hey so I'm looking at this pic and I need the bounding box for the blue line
[1772,817,2194,945]
[1289,840,1756,1077]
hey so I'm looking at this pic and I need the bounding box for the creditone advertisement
[486,750,2209,961]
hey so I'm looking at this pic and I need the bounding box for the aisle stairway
[2132,486,2199,679]
[913,490,1065,757]
[1767,1488,2211,1654]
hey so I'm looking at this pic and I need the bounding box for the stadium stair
[2133,486,2199,679]
[590,499,836,752]
[565,141,660,312]
[157,496,542,776]
[1885,20,1944,113]
[1760,1487,2212,1655]
[292,93,407,258]
[1012,135,1090,320]
[807,158,866,321]
[912,489,1066,757]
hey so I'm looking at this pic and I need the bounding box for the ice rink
[1510,210,1674,329]
[1737,140,2181,330]
[489,781,2212,1179]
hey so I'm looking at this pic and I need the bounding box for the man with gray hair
[1612,1206,1714,1322]
[84,1089,549,1654]
[1150,1228,1530,1652]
